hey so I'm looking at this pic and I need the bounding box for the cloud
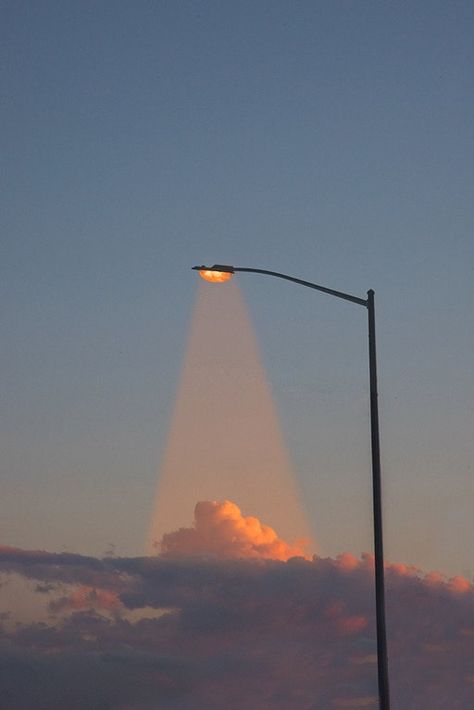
[49,585,123,613]
[0,504,473,708]
[159,500,310,561]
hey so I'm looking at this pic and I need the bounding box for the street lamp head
[192,264,235,283]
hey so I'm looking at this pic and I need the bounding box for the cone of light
[146,280,313,554]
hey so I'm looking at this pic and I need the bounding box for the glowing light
[198,269,233,283]
[146,281,313,555]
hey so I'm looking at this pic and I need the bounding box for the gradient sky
[2,2,474,577]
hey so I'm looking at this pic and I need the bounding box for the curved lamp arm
[192,264,368,307]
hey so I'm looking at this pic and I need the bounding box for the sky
[1,2,474,705]
[3,0,473,577]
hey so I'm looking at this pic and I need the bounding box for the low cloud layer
[0,504,473,708]
[159,500,310,560]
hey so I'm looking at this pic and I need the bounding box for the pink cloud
[50,585,123,613]
[159,500,310,560]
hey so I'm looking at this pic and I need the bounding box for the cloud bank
[0,503,473,709]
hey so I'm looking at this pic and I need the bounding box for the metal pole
[367,289,390,709]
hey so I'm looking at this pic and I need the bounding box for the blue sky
[1,1,473,577]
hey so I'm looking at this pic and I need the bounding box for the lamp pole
[192,264,390,710]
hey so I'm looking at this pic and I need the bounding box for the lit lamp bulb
[198,269,233,283]
[194,264,235,283]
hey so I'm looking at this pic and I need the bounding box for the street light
[192,263,390,710]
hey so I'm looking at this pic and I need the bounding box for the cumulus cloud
[0,504,473,708]
[159,500,310,560]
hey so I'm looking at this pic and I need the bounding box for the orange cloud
[52,585,122,613]
[449,576,472,594]
[159,500,310,561]
[336,615,368,635]
[336,553,360,571]
[70,586,122,610]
